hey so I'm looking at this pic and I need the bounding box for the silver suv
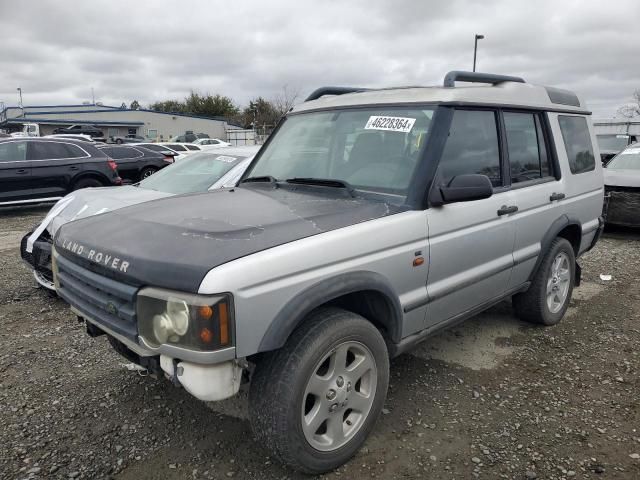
[52,71,604,473]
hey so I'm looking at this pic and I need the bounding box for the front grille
[56,253,139,341]
[604,187,640,226]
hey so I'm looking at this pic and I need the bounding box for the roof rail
[443,71,525,88]
[305,87,370,102]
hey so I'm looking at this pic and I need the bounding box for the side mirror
[438,174,493,204]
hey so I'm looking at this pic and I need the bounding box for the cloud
[0,0,638,117]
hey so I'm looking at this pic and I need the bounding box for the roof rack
[443,71,525,88]
[305,87,370,102]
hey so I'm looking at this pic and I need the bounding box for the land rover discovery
[51,71,604,473]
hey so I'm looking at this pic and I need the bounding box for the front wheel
[513,237,575,325]
[249,307,389,474]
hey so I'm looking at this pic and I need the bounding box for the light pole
[473,34,484,72]
[17,87,24,117]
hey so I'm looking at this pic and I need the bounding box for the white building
[0,103,243,141]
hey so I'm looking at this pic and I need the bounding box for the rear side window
[438,109,502,187]
[558,116,595,174]
[504,112,552,183]
[29,142,86,160]
[0,141,27,162]
[106,147,142,159]
[168,144,187,151]
[185,145,200,151]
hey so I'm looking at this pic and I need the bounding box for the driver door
[425,109,516,328]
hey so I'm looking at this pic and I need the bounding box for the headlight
[137,287,234,351]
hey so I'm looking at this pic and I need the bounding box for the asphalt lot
[1,204,639,480]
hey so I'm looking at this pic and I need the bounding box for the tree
[617,90,640,118]
[150,92,239,118]
[272,84,300,116]
[130,100,141,110]
[120,102,127,109]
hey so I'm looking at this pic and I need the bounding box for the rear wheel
[115,138,123,144]
[72,178,103,191]
[249,307,389,474]
[513,237,575,325]
[140,167,157,180]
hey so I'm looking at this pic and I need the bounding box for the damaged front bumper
[20,231,55,290]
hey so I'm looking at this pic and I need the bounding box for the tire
[513,237,575,326]
[115,138,123,144]
[249,307,389,474]
[140,167,157,180]
[72,178,103,191]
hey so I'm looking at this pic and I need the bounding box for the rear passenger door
[425,109,517,328]
[102,146,141,182]
[0,140,31,203]
[29,141,89,198]
[503,111,565,289]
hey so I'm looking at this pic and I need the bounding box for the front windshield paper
[365,116,416,133]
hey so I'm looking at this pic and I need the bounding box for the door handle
[497,205,518,216]
[549,192,566,202]
[16,169,29,175]
[69,166,80,171]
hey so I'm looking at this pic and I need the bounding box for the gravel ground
[1,204,639,480]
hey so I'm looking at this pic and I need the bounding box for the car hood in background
[55,186,403,292]
[47,186,172,238]
[604,169,640,188]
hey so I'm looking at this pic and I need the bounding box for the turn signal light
[219,303,229,346]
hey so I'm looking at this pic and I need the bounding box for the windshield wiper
[240,175,279,186]
[285,177,355,197]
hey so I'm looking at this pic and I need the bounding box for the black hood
[55,185,403,292]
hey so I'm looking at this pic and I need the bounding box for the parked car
[20,146,258,290]
[50,71,603,474]
[193,138,231,148]
[0,137,121,207]
[132,143,188,162]
[596,134,637,164]
[170,132,209,143]
[111,134,146,144]
[46,134,96,143]
[96,145,175,182]
[158,142,202,154]
[52,124,104,138]
[604,144,640,227]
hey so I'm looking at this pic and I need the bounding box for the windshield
[597,134,629,152]
[248,107,435,198]
[138,151,245,194]
[607,147,640,170]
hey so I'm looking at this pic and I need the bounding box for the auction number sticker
[365,115,416,133]
[215,155,237,163]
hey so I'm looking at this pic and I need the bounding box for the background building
[0,103,244,141]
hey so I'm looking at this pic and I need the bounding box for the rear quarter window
[558,116,595,174]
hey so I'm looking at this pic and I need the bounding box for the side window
[0,141,27,162]
[504,112,553,183]
[558,116,595,174]
[185,145,200,151]
[438,110,502,187]
[28,142,81,160]
[108,147,135,159]
[169,144,187,152]
[60,143,86,158]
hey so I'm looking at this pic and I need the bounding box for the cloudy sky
[1,0,638,118]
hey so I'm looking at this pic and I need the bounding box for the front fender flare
[257,271,403,353]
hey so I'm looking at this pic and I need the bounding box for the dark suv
[53,124,104,138]
[97,145,174,181]
[0,138,122,206]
